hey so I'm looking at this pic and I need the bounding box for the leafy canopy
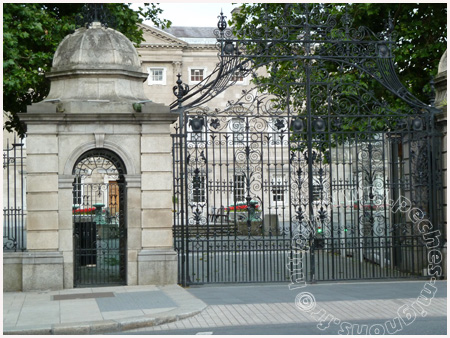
[227,3,446,157]
[230,3,447,110]
[3,3,171,137]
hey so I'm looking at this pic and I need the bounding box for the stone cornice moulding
[46,68,149,80]
[138,23,188,47]
[138,44,185,49]
[138,44,217,52]
[19,111,178,124]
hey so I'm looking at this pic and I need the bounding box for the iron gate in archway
[72,149,127,287]
[171,4,444,285]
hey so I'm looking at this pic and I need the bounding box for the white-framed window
[234,174,246,203]
[189,67,207,84]
[271,175,286,203]
[147,67,166,85]
[73,176,83,206]
[192,174,206,203]
[230,70,248,85]
[232,70,244,82]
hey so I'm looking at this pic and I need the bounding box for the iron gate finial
[217,10,227,33]
[173,74,190,109]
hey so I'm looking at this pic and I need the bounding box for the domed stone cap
[52,22,141,72]
[45,22,149,103]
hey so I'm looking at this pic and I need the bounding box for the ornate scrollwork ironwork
[171,4,444,285]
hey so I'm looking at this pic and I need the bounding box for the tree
[226,3,446,155]
[3,3,171,137]
[230,3,447,115]
[343,3,446,103]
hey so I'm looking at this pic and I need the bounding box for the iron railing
[3,136,26,251]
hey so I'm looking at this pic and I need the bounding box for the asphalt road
[116,317,447,335]
[111,280,447,335]
[185,280,446,304]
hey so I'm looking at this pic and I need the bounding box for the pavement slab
[3,285,207,335]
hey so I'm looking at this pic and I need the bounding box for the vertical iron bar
[179,112,187,286]
[13,136,18,252]
[245,115,252,281]
[305,43,316,283]
[204,121,210,283]
[172,133,179,283]
[6,138,11,250]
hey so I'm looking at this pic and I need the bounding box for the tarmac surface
[3,280,447,335]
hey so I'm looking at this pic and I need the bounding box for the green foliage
[232,3,446,104]
[345,3,446,103]
[3,3,171,137]
[230,3,446,153]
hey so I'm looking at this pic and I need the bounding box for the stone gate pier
[16,21,178,290]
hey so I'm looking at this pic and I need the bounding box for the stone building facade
[138,24,251,108]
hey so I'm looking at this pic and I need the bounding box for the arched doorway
[72,149,127,287]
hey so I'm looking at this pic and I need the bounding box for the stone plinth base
[3,252,24,291]
[137,249,177,285]
[22,251,64,291]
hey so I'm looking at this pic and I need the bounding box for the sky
[131,2,239,27]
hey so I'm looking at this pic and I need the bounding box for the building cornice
[138,44,185,49]
[19,112,179,124]
[138,23,187,47]
[138,44,217,51]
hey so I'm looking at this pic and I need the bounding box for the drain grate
[53,292,115,301]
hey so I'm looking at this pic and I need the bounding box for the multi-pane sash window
[148,67,166,85]
[234,174,245,202]
[73,176,82,205]
[272,176,285,202]
[190,68,204,82]
[193,175,206,203]
[151,69,163,82]
[231,71,244,82]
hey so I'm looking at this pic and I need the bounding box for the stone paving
[3,285,206,335]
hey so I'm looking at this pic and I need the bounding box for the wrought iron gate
[171,4,444,285]
[72,149,127,287]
